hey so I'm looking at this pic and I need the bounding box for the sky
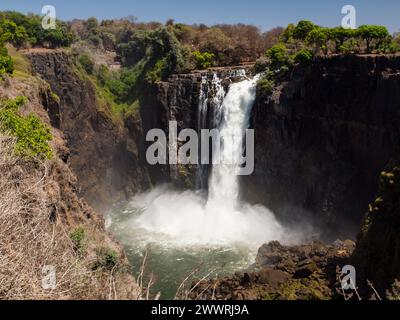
[1,0,400,32]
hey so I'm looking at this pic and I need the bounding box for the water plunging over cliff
[107,71,305,297]
[109,72,299,246]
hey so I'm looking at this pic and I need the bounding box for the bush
[294,49,313,66]
[2,12,73,48]
[0,19,28,46]
[266,43,292,69]
[254,56,271,73]
[358,25,390,53]
[338,39,360,54]
[94,248,119,271]
[293,20,318,40]
[0,54,14,76]
[70,227,86,255]
[306,28,329,54]
[0,97,53,159]
[378,40,400,54]
[78,53,95,75]
[257,76,275,94]
[192,50,215,69]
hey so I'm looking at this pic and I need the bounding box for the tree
[306,28,329,54]
[85,17,99,32]
[266,43,291,69]
[192,51,214,69]
[281,23,295,42]
[294,48,313,66]
[0,19,28,46]
[328,27,357,53]
[199,27,232,65]
[293,20,317,40]
[0,54,14,77]
[358,25,390,53]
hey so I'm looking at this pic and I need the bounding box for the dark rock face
[352,156,400,294]
[243,55,400,241]
[189,240,355,300]
[26,51,151,212]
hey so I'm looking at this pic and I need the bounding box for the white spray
[127,72,304,248]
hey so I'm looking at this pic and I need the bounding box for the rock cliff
[243,55,400,240]
[0,73,139,299]
[26,50,151,212]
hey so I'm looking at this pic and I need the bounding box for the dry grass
[0,135,139,300]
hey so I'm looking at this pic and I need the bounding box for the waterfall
[127,72,299,247]
[107,71,308,297]
[208,75,259,206]
[196,73,226,190]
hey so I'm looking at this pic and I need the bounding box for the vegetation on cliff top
[0,96,53,159]
[255,21,395,96]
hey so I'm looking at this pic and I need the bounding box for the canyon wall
[0,74,139,299]
[26,51,400,243]
[243,55,400,240]
[147,56,400,242]
[26,50,151,212]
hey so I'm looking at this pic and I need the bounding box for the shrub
[254,56,271,73]
[338,39,360,54]
[294,49,313,66]
[0,54,14,76]
[306,28,329,54]
[0,97,53,159]
[70,227,86,255]
[328,27,356,52]
[358,25,390,53]
[378,40,400,54]
[192,50,215,69]
[257,76,275,95]
[293,20,318,40]
[94,248,119,271]
[0,19,28,46]
[78,53,95,75]
[266,43,293,69]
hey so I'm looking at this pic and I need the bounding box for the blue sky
[1,0,399,32]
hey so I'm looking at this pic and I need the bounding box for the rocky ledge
[190,240,355,300]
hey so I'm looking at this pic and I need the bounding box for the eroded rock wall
[243,55,400,240]
[26,50,151,212]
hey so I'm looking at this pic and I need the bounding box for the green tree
[0,19,28,46]
[328,27,356,53]
[306,28,329,54]
[118,27,185,81]
[294,48,314,66]
[0,31,14,77]
[281,23,295,42]
[192,51,215,69]
[358,25,390,53]
[293,20,318,40]
[266,43,292,69]
[0,97,53,159]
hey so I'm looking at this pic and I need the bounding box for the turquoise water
[107,202,256,299]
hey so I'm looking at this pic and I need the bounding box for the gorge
[107,71,306,297]
[5,48,400,300]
